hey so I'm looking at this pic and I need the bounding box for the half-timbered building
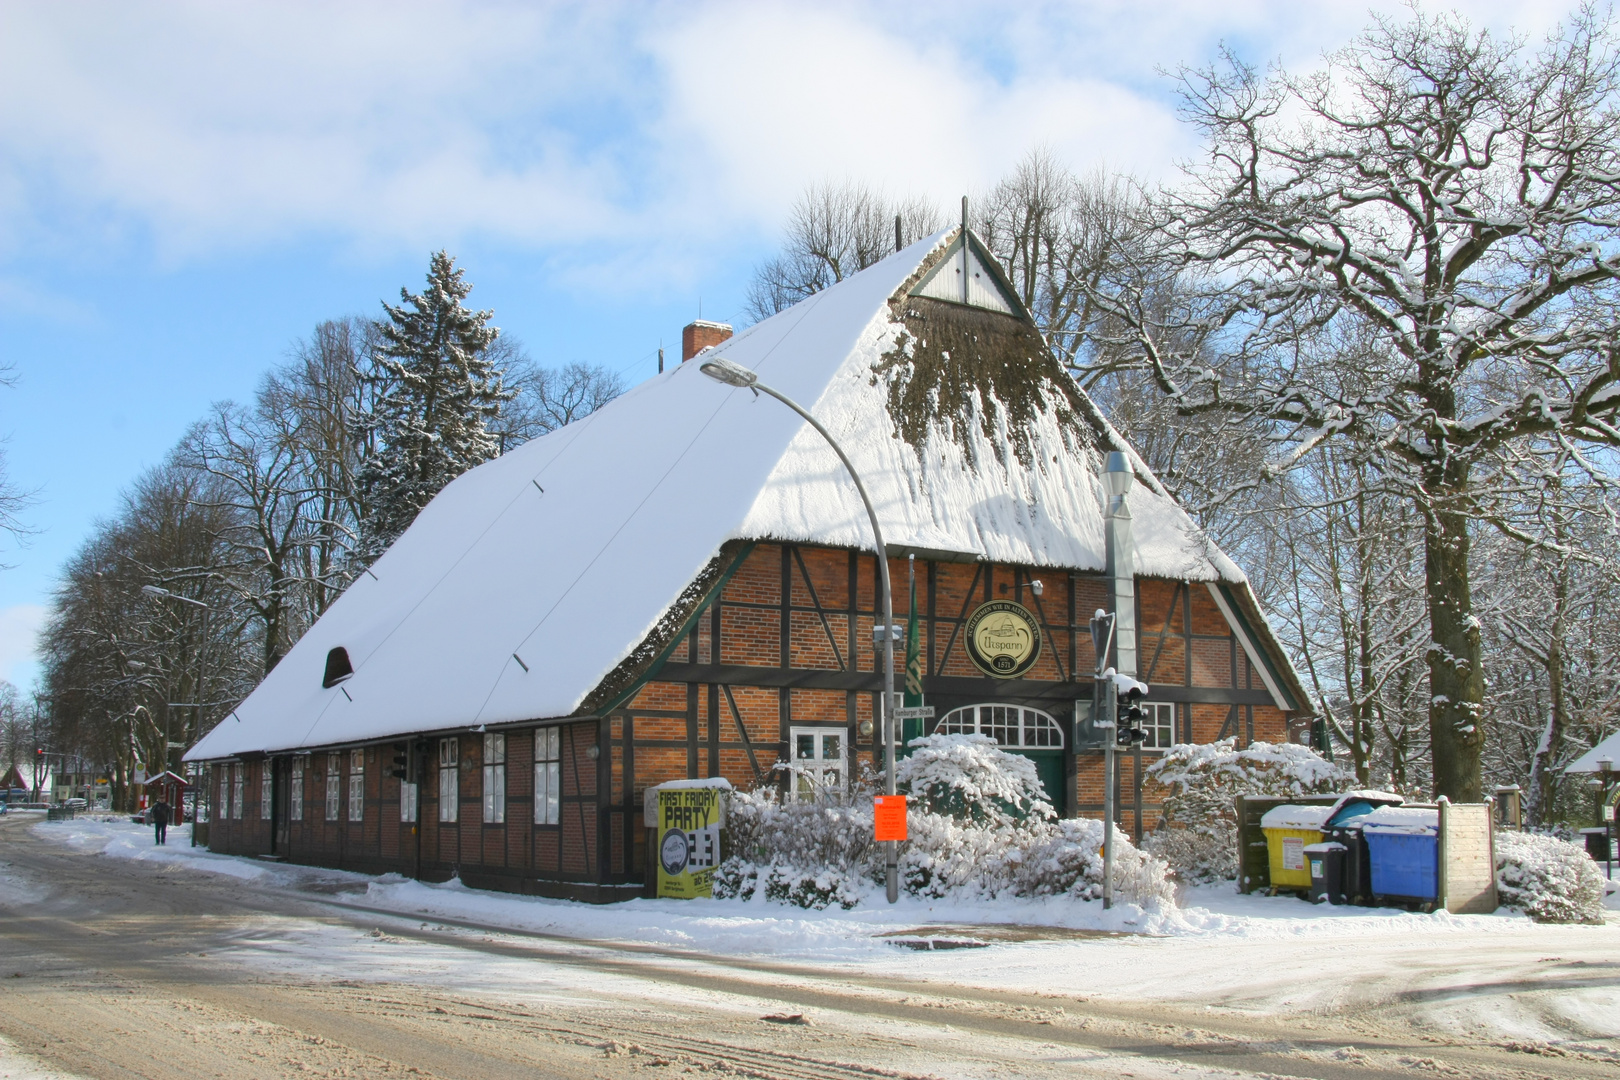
[187,226,1309,900]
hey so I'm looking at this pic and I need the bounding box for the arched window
[932,704,1064,749]
[322,647,353,688]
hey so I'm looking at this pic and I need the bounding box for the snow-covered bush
[895,733,1053,827]
[1495,830,1605,924]
[713,785,873,908]
[1144,739,1350,884]
[713,734,1173,909]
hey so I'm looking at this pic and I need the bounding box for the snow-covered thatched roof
[189,229,1290,762]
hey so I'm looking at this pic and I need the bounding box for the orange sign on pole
[873,795,908,842]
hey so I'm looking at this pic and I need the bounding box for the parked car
[63,798,87,810]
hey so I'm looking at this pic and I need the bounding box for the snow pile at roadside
[36,816,1600,961]
[1145,739,1349,884]
[1496,830,1605,923]
[716,735,1173,909]
[33,816,273,882]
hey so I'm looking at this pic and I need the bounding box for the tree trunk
[1527,561,1571,825]
[1425,499,1484,801]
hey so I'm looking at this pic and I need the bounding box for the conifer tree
[354,251,511,562]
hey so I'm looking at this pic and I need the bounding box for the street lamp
[699,355,903,904]
[142,584,210,841]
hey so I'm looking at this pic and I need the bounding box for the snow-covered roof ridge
[187,229,1273,761]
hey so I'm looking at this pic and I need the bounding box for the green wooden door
[1016,750,1065,816]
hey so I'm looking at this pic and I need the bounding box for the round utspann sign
[964,600,1042,679]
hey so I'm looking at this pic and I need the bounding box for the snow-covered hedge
[713,734,1172,909]
[714,788,874,909]
[1495,830,1605,924]
[897,734,1051,827]
[1144,739,1350,884]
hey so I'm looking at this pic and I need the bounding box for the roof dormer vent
[322,647,354,689]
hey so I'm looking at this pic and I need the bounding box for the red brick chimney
[682,319,733,362]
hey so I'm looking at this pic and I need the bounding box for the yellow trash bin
[1260,804,1336,890]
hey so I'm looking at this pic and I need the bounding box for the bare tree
[1474,460,1620,822]
[1084,7,1620,800]
[40,458,253,809]
[484,339,624,451]
[746,182,944,321]
[977,151,1142,368]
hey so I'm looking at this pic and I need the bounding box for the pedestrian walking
[152,798,170,845]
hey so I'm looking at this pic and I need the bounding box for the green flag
[903,564,922,747]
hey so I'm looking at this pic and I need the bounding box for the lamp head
[699,356,758,389]
[141,585,171,598]
[1103,451,1134,498]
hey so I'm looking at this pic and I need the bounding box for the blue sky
[0,0,1574,690]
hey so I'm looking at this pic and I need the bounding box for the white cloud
[0,0,1586,281]
[0,604,45,689]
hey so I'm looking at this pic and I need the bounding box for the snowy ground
[37,815,1620,1050]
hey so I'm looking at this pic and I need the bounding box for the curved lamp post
[698,355,901,903]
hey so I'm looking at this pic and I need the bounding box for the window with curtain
[325,753,340,821]
[482,732,506,824]
[439,738,459,823]
[348,748,365,822]
[533,727,561,826]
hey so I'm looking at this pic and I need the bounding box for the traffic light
[412,740,430,783]
[388,742,409,781]
[1114,673,1149,746]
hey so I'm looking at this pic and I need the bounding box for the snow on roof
[188,230,1260,761]
[1565,731,1620,773]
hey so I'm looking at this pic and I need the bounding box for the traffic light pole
[1102,452,1138,912]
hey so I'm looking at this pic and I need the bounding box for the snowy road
[0,814,1616,1079]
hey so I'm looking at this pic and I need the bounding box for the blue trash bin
[1361,806,1439,903]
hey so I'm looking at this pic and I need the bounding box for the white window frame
[290,756,304,821]
[230,763,244,819]
[325,753,340,821]
[348,748,365,822]
[260,765,272,820]
[219,770,230,821]
[400,775,418,823]
[482,732,506,824]
[533,727,561,826]
[788,726,847,803]
[1140,702,1177,751]
[934,704,1064,749]
[438,738,459,823]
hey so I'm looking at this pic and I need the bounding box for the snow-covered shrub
[713,735,1173,909]
[895,733,1053,827]
[1007,818,1175,905]
[1495,830,1605,924]
[1144,739,1350,884]
[712,785,873,908]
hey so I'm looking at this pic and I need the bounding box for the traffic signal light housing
[388,742,409,781]
[1113,673,1149,746]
